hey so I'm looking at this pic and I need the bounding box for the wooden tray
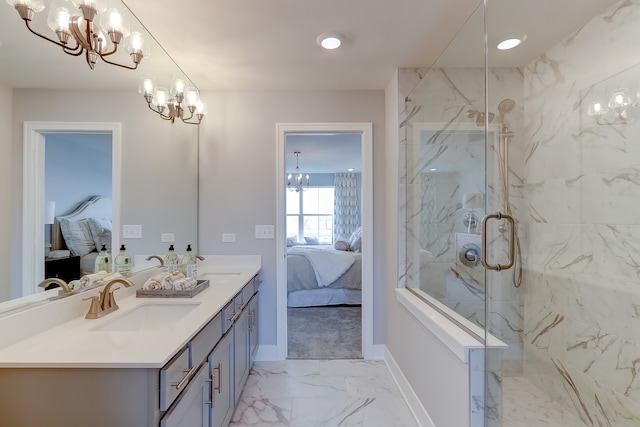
[136,279,209,298]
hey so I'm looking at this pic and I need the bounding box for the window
[286,187,334,244]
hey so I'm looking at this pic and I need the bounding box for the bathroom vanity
[0,257,260,427]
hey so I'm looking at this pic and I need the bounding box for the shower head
[498,99,516,115]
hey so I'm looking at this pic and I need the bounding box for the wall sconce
[462,192,484,234]
[140,76,206,125]
[588,87,637,125]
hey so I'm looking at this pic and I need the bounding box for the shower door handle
[481,212,515,271]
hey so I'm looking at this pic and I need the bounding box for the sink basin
[90,302,201,332]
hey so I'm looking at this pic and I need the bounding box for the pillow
[304,236,319,245]
[87,217,113,251]
[350,236,362,253]
[286,237,297,247]
[348,227,362,248]
[334,240,350,251]
[59,218,96,256]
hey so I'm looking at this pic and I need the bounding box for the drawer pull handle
[213,363,222,393]
[172,366,197,391]
[205,377,215,408]
[231,310,242,323]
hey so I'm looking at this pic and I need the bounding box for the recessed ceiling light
[317,32,343,50]
[497,38,522,50]
[347,168,354,172]
[429,168,438,171]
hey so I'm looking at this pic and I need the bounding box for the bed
[286,233,362,307]
[51,196,113,276]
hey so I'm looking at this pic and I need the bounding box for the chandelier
[139,76,206,125]
[288,151,310,192]
[5,0,148,70]
[588,87,639,125]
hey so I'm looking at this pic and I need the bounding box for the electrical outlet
[255,225,274,239]
[222,233,236,243]
[122,225,142,239]
[161,233,175,243]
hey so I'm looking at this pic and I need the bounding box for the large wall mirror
[0,0,199,304]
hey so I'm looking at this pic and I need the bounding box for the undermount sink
[90,302,201,332]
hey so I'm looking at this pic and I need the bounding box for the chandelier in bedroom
[5,0,149,70]
[288,151,310,192]
[139,76,206,125]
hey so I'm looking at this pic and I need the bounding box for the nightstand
[45,255,81,284]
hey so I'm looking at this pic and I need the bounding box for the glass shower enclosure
[403,0,639,425]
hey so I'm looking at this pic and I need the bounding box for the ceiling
[285,133,361,174]
[0,0,619,91]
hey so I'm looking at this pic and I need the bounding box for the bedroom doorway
[276,123,373,360]
[22,122,122,297]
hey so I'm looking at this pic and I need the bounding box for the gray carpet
[287,305,362,359]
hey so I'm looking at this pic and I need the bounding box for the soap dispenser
[94,244,111,273]
[181,244,198,278]
[164,244,180,273]
[114,244,131,276]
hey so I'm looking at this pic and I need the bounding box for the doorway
[22,121,121,297]
[275,123,373,360]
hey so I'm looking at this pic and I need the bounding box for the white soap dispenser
[114,244,131,276]
[94,244,111,273]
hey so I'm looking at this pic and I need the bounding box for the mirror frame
[22,121,122,296]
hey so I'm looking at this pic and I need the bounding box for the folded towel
[80,271,109,288]
[69,279,83,291]
[143,278,163,290]
[173,277,197,290]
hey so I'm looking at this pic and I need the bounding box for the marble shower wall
[400,67,525,375]
[522,0,640,424]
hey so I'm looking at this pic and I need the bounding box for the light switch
[255,225,274,239]
[122,225,142,239]
[222,233,236,243]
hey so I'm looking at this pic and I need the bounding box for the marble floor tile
[230,360,418,427]
[503,376,586,427]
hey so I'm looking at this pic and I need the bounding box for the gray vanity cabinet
[160,363,210,427]
[233,303,250,405]
[248,293,259,366]
[209,332,234,427]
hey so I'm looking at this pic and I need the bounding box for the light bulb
[7,0,45,12]
[588,101,606,117]
[185,88,198,107]
[47,6,71,33]
[154,88,168,108]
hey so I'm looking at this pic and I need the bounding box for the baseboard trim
[384,346,435,427]
[254,345,279,361]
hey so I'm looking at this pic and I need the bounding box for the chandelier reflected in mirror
[5,0,148,70]
[288,151,310,192]
[139,76,206,125]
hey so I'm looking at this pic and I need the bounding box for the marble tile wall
[522,0,640,424]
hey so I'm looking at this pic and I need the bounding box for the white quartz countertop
[0,259,260,369]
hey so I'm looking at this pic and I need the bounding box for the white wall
[197,90,385,348]
[0,85,12,302]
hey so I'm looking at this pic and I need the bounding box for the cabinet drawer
[242,280,255,305]
[160,362,210,427]
[190,312,222,367]
[159,346,191,411]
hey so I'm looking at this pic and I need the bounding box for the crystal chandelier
[288,151,310,192]
[139,76,206,125]
[5,0,148,70]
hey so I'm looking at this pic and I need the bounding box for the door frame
[22,121,122,296]
[275,122,373,360]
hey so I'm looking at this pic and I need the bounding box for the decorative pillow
[87,217,113,251]
[60,218,96,256]
[334,240,350,251]
[304,236,319,245]
[286,237,297,247]
[348,227,362,248]
[350,236,362,253]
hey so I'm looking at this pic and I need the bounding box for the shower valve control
[459,243,481,267]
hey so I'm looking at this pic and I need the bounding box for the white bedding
[286,246,355,287]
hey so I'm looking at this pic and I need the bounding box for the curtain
[333,173,360,241]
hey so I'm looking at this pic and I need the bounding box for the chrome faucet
[145,255,165,266]
[84,278,133,319]
[37,278,72,294]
